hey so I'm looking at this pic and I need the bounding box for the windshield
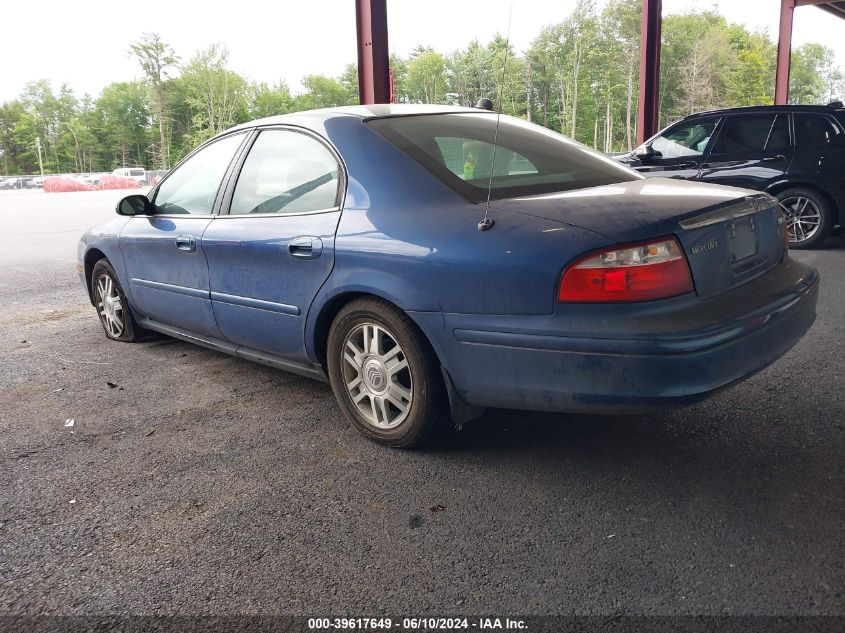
[366,113,641,203]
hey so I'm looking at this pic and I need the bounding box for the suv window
[766,115,790,151]
[794,114,842,147]
[711,114,777,154]
[651,118,718,158]
[367,113,639,202]
[154,133,245,215]
[229,130,340,215]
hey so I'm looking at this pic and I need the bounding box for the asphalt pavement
[0,189,842,619]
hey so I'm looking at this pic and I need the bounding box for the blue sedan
[77,105,819,447]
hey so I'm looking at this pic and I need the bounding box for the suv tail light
[558,236,694,303]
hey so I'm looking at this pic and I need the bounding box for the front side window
[651,118,718,158]
[794,114,842,147]
[229,130,340,215]
[367,113,640,202]
[710,114,776,154]
[153,133,245,215]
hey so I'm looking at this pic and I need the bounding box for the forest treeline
[1,0,842,175]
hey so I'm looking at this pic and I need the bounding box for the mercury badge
[691,239,718,255]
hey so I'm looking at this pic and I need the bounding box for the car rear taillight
[558,236,694,303]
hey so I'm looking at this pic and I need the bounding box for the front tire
[777,188,833,249]
[91,259,142,342]
[326,298,449,448]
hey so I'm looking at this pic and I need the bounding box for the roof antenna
[478,2,513,232]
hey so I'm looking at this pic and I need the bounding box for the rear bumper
[412,258,819,414]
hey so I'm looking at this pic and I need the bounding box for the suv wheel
[777,188,833,249]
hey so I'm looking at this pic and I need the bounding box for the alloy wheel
[96,273,125,338]
[341,322,413,429]
[780,196,822,244]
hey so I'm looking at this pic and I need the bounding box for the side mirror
[634,144,661,160]
[116,194,151,216]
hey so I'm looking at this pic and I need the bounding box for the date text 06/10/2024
[306,617,528,630]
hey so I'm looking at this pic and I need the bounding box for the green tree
[724,27,776,106]
[250,81,294,119]
[600,0,641,150]
[0,100,29,174]
[129,33,179,169]
[791,43,837,104]
[295,74,356,110]
[447,40,496,107]
[180,45,251,147]
[406,51,447,103]
[389,54,409,103]
[2,7,844,170]
[339,63,360,104]
[93,81,151,169]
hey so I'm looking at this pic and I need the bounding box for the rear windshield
[366,113,641,202]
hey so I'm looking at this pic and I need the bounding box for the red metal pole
[636,0,662,145]
[775,0,795,105]
[355,0,390,105]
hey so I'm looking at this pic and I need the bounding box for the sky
[1,0,843,103]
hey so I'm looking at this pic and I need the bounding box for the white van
[112,167,146,184]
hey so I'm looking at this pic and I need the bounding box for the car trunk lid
[492,178,788,299]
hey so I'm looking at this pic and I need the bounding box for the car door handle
[677,162,699,169]
[762,155,786,162]
[288,236,323,259]
[175,235,196,252]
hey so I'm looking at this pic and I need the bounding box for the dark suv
[616,104,845,248]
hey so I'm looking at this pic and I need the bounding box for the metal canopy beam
[636,0,662,144]
[775,1,845,105]
[775,0,795,105]
[355,0,390,105]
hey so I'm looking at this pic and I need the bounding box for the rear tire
[776,187,833,249]
[326,298,449,448]
[91,259,144,342]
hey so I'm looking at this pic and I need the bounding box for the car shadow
[432,407,640,452]
[811,234,845,250]
[141,334,833,512]
[121,332,844,547]
[421,403,842,537]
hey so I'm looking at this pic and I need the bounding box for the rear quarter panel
[787,115,845,221]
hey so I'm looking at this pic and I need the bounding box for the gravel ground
[0,190,843,618]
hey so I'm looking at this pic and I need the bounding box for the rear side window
[367,113,640,202]
[794,114,842,147]
[229,129,340,215]
[711,114,776,154]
